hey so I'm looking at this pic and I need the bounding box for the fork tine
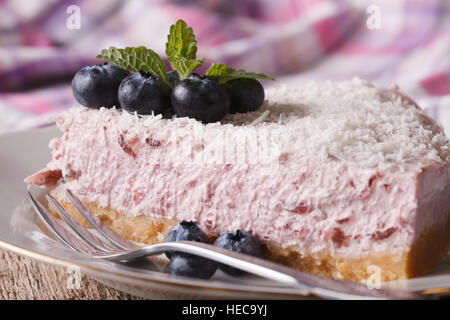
[28,192,98,255]
[46,194,116,253]
[66,189,138,250]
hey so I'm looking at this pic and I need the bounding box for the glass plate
[0,125,448,299]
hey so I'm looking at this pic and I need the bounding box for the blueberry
[168,254,217,279]
[171,74,230,123]
[213,230,262,276]
[118,71,171,115]
[71,62,128,109]
[163,220,210,259]
[224,78,264,113]
[166,70,180,86]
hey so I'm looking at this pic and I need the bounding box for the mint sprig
[96,20,274,87]
[96,46,170,87]
[165,19,203,80]
[206,63,275,83]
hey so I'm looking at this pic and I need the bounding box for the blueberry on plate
[213,230,262,276]
[118,71,171,115]
[224,78,265,114]
[168,254,217,279]
[166,70,180,87]
[71,62,128,109]
[171,74,230,123]
[163,220,210,259]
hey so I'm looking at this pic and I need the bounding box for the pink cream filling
[26,107,450,258]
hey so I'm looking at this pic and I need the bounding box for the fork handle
[94,241,420,300]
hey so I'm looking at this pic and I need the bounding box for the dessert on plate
[25,20,450,283]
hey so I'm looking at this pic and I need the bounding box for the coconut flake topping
[59,78,450,170]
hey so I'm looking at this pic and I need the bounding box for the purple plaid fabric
[0,0,449,132]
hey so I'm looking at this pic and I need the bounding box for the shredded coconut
[59,78,450,170]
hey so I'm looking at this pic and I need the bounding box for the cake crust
[50,194,450,283]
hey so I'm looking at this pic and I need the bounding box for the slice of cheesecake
[26,78,450,282]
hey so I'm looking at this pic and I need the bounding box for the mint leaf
[166,19,198,61]
[170,57,204,80]
[97,46,170,87]
[204,63,227,77]
[165,19,204,80]
[206,63,275,83]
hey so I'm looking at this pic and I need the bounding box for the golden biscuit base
[49,194,450,283]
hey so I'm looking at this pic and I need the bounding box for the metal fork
[28,189,422,300]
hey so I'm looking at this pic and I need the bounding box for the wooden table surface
[0,248,143,299]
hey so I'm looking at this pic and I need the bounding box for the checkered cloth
[0,0,449,132]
